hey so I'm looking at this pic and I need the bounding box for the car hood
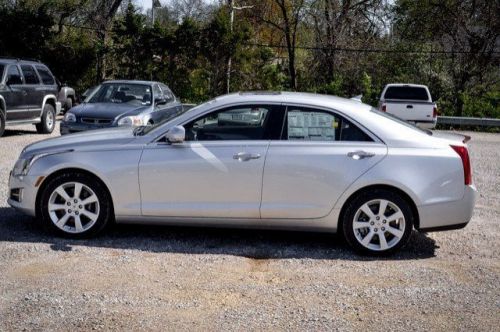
[22,127,138,157]
[70,102,151,119]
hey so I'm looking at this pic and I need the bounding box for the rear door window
[21,65,40,85]
[383,86,429,101]
[35,66,55,85]
[283,107,373,142]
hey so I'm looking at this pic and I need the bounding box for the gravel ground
[0,122,499,331]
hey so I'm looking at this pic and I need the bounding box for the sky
[134,0,155,11]
[134,0,218,12]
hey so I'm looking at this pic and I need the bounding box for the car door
[260,105,387,219]
[20,64,43,119]
[139,104,285,218]
[3,65,28,121]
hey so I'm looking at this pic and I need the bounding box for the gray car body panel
[9,92,476,232]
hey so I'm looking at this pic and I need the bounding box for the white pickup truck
[378,83,437,129]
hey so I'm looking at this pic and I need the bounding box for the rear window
[370,107,431,135]
[35,66,55,85]
[383,86,430,101]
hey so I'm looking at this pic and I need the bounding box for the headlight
[64,112,76,123]
[117,116,144,127]
[12,158,30,177]
[12,150,73,177]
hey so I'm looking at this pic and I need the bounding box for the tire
[0,111,5,137]
[342,189,414,255]
[38,172,113,238]
[65,97,73,111]
[36,103,56,134]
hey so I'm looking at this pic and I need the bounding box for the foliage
[0,0,498,118]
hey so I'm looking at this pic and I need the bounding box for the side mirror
[155,97,167,106]
[166,125,185,143]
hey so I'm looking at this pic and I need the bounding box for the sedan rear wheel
[342,189,414,255]
[39,172,112,238]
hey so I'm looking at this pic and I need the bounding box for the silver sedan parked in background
[8,92,476,254]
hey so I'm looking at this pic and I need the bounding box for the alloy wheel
[48,182,100,234]
[352,199,406,251]
[46,110,54,129]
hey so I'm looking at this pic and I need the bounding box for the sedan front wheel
[39,172,113,238]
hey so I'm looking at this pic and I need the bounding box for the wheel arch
[0,95,6,114]
[41,95,57,114]
[35,167,115,219]
[338,184,420,232]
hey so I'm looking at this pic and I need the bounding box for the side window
[153,84,162,99]
[35,66,55,85]
[161,84,174,102]
[21,65,40,84]
[184,105,278,141]
[284,107,372,142]
[6,65,23,85]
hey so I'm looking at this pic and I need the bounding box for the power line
[243,42,500,55]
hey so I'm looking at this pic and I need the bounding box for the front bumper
[7,172,41,217]
[60,121,115,135]
[417,185,477,231]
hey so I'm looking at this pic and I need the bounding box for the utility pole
[226,1,253,94]
[152,0,161,26]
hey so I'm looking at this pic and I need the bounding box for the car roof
[102,80,162,85]
[383,83,428,89]
[0,58,44,66]
[208,91,373,115]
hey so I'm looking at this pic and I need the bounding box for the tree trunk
[285,35,297,90]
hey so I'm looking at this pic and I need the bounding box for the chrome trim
[6,118,41,125]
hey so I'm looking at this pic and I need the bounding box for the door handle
[233,152,261,162]
[406,105,413,109]
[347,150,375,160]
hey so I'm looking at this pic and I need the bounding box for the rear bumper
[414,119,437,129]
[417,185,477,232]
[55,101,62,114]
[60,121,115,135]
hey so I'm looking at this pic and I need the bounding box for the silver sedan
[8,92,477,254]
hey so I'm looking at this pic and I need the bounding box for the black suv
[0,58,61,137]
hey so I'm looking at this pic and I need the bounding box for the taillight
[381,103,386,112]
[451,145,472,185]
[433,106,438,118]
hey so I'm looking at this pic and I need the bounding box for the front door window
[184,105,284,141]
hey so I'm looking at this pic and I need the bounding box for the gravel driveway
[0,123,499,331]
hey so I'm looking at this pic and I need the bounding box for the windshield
[370,108,432,135]
[88,83,152,105]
